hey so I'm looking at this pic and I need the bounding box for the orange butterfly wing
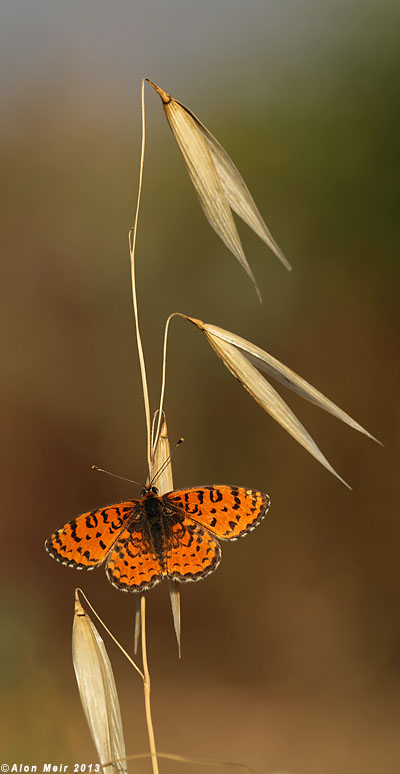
[166,516,221,582]
[46,485,270,591]
[106,515,221,590]
[45,501,138,569]
[106,525,164,592]
[165,485,270,540]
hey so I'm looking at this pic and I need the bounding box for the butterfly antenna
[149,437,184,488]
[92,466,142,488]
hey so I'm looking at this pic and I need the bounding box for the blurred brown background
[1,1,399,772]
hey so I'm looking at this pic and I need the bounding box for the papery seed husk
[204,323,379,443]
[204,329,350,488]
[177,102,291,272]
[72,595,127,773]
[147,79,261,301]
[150,412,174,495]
[150,412,181,655]
[147,79,290,274]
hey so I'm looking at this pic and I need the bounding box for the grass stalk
[130,79,160,772]
[129,78,152,475]
[155,312,187,446]
[140,594,160,774]
[76,588,144,680]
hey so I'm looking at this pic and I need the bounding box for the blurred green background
[1,1,399,772]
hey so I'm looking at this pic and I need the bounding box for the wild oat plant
[45,79,379,774]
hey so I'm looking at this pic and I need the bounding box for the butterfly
[45,484,270,592]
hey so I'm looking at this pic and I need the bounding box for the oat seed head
[72,591,128,773]
[147,79,292,302]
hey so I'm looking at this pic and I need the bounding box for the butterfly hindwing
[165,485,270,540]
[45,501,138,569]
[106,525,164,592]
[165,515,221,582]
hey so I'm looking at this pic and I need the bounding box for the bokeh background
[1,1,399,772]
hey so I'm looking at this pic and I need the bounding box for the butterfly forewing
[165,485,270,540]
[45,501,138,569]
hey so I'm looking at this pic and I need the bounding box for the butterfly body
[45,484,270,592]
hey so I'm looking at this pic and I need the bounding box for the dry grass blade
[205,323,379,443]
[185,316,350,487]
[72,592,127,773]
[151,411,181,657]
[147,79,262,301]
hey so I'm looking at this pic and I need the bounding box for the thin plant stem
[130,80,160,774]
[129,77,152,475]
[106,751,269,774]
[154,312,187,449]
[141,594,159,774]
[75,588,144,679]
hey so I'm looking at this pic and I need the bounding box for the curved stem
[75,589,144,680]
[154,312,188,452]
[130,78,152,475]
[141,594,159,774]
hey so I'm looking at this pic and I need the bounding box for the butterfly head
[141,485,159,497]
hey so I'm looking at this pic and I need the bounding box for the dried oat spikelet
[147,79,291,302]
[150,410,175,494]
[72,591,127,773]
[151,412,181,657]
[183,316,380,488]
[135,412,181,657]
[203,322,380,442]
